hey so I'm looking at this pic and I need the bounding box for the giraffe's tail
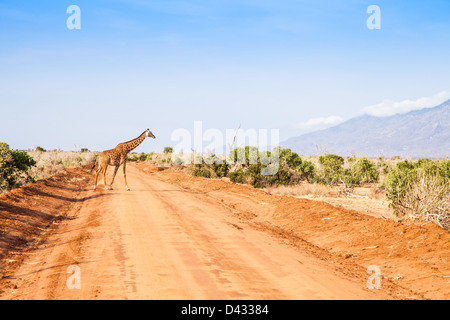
[90,158,98,173]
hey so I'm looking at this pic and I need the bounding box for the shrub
[192,165,211,178]
[0,142,36,192]
[138,152,148,161]
[376,157,392,174]
[297,159,316,182]
[383,159,450,229]
[209,160,229,178]
[227,147,268,187]
[247,163,267,188]
[229,146,260,167]
[383,160,433,201]
[274,148,316,184]
[439,160,450,181]
[191,155,229,179]
[350,157,379,184]
[228,169,246,184]
[172,156,184,165]
[163,147,174,154]
[391,170,449,229]
[315,155,379,189]
[226,147,316,188]
[128,153,138,161]
[128,152,149,162]
[145,152,154,162]
[316,154,344,186]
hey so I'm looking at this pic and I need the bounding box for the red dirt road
[0,163,448,299]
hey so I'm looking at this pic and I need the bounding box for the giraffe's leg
[102,166,109,190]
[94,166,102,190]
[109,165,120,189]
[123,161,130,191]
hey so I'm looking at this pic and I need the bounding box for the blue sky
[1,0,450,153]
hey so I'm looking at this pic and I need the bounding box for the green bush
[145,152,154,162]
[315,155,379,188]
[438,160,450,181]
[138,152,148,161]
[350,157,379,184]
[382,159,437,201]
[210,160,229,178]
[275,147,316,183]
[382,159,450,229]
[128,153,138,162]
[229,146,260,167]
[226,147,316,188]
[163,147,174,154]
[128,152,150,162]
[376,157,392,174]
[228,169,246,184]
[191,155,229,179]
[189,149,381,192]
[0,142,36,192]
[227,146,268,187]
[192,165,211,178]
[316,154,345,186]
[298,159,316,182]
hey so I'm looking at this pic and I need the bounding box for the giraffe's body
[93,129,155,191]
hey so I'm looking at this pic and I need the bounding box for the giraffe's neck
[119,132,147,154]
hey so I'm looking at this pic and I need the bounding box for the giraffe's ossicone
[93,129,156,191]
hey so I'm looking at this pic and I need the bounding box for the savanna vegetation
[0,143,96,192]
[138,146,449,230]
[1,140,448,230]
[382,159,449,229]
[0,142,36,192]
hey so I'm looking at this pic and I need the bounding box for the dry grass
[265,182,386,199]
[393,172,450,230]
[265,182,332,198]
[28,150,97,180]
[264,182,394,220]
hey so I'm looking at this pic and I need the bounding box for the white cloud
[295,115,344,132]
[290,91,450,136]
[362,91,450,117]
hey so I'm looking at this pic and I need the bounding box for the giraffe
[93,129,156,191]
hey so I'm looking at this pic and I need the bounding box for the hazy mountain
[282,99,450,158]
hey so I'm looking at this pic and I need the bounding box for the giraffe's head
[145,129,156,139]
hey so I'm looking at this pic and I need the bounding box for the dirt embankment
[0,166,93,284]
[137,163,450,300]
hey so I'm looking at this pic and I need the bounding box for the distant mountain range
[282,99,450,158]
